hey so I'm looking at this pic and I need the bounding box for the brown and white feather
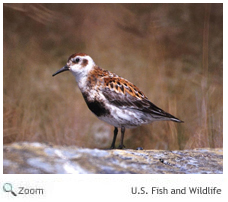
[53,53,183,130]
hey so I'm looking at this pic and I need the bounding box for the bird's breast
[81,90,110,117]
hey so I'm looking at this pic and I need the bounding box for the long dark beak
[52,65,70,77]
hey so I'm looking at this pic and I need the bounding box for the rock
[3,142,222,174]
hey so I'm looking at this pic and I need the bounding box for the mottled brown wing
[101,78,182,122]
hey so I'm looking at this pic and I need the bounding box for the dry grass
[3,3,223,149]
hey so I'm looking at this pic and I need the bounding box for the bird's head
[52,53,96,82]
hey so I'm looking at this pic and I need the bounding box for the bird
[52,53,183,149]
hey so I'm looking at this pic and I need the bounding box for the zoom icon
[3,183,17,196]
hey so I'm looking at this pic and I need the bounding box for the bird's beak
[52,65,70,77]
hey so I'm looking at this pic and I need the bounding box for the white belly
[97,104,154,128]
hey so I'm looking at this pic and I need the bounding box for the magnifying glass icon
[3,183,17,196]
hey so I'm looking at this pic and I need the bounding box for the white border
[1,2,226,201]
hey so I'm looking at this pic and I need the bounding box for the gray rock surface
[3,142,222,174]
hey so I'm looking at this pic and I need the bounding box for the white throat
[69,55,96,90]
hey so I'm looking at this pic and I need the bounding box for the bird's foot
[109,145,115,149]
[118,144,125,149]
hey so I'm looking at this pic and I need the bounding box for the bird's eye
[73,58,80,63]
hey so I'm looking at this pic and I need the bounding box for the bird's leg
[110,127,118,149]
[118,126,125,149]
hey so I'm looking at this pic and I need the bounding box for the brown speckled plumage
[52,53,183,149]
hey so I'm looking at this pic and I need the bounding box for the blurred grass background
[3,3,223,150]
